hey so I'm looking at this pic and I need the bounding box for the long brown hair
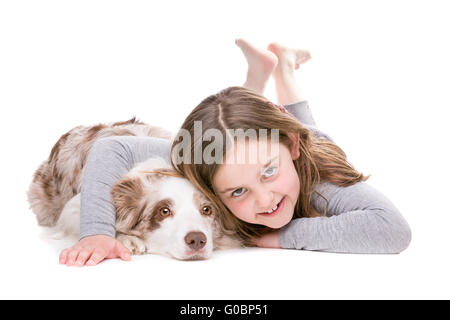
[170,86,369,243]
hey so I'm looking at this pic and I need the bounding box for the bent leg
[235,38,278,96]
[267,42,317,126]
[235,39,316,126]
[268,42,311,106]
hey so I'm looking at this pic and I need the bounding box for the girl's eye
[231,187,246,198]
[263,166,278,178]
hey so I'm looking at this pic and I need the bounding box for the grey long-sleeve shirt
[80,101,411,254]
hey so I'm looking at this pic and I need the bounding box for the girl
[59,39,411,266]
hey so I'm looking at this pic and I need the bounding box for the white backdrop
[1,0,449,299]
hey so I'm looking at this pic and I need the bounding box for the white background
[1,0,449,299]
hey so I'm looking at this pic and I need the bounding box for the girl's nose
[255,187,275,212]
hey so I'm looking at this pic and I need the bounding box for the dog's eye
[159,207,171,217]
[202,205,212,216]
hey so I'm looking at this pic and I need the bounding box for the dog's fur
[27,118,242,260]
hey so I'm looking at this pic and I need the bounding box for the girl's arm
[80,136,171,240]
[277,100,412,253]
[78,100,317,240]
[60,135,171,266]
[278,181,412,253]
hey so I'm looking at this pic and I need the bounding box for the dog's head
[111,157,222,260]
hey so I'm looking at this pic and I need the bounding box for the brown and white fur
[27,118,242,260]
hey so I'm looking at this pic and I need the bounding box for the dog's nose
[184,231,207,250]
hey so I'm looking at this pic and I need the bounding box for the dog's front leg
[116,233,147,255]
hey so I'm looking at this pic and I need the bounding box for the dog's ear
[111,176,144,231]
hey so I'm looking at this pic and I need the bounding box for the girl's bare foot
[267,42,311,72]
[267,42,311,105]
[236,38,278,95]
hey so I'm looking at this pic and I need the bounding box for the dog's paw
[117,234,147,255]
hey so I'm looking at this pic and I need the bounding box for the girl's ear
[287,132,300,160]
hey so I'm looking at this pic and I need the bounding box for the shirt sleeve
[281,101,411,253]
[79,100,318,240]
[79,136,171,240]
[278,181,412,254]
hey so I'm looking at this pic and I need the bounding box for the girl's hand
[59,235,131,267]
[251,231,281,248]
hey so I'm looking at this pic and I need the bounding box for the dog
[27,118,242,260]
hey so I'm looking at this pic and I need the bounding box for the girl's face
[212,137,300,229]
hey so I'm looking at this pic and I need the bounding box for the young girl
[59,39,411,266]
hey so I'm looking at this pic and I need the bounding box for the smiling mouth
[258,196,285,216]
